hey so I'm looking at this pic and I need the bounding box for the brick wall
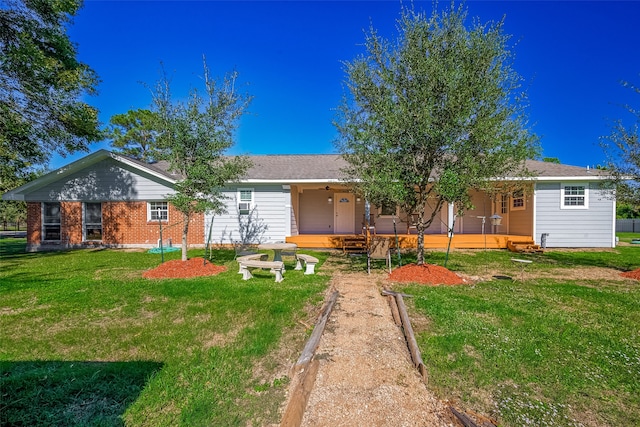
[62,202,82,244]
[26,202,41,246]
[103,201,204,247]
[26,201,205,249]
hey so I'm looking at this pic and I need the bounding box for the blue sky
[52,0,640,169]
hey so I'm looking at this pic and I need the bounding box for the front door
[334,193,355,234]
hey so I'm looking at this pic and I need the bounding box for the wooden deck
[286,233,533,250]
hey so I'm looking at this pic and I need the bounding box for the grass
[399,235,640,427]
[0,238,329,426]
[618,231,640,244]
[3,234,639,426]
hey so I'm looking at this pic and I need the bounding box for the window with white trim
[561,184,588,209]
[238,188,253,215]
[84,202,102,241]
[148,202,168,221]
[511,190,525,211]
[42,202,61,241]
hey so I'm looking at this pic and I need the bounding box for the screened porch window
[42,202,61,241]
[84,202,102,241]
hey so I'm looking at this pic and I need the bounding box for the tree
[151,60,252,261]
[601,81,640,209]
[0,168,40,229]
[0,199,25,229]
[617,203,640,219]
[108,109,159,162]
[0,0,100,185]
[335,4,538,265]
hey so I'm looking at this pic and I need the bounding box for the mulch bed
[389,263,466,285]
[143,257,226,279]
[620,268,640,281]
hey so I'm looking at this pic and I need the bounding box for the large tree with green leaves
[335,4,538,264]
[0,0,100,188]
[151,61,252,261]
[108,109,159,162]
[601,81,640,210]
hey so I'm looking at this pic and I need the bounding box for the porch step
[342,236,367,254]
[507,240,543,254]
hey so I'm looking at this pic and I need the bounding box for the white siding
[535,182,615,247]
[205,184,291,244]
[24,158,173,201]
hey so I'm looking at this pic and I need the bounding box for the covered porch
[286,233,534,250]
[289,184,535,250]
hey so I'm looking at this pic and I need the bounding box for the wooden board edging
[395,293,427,379]
[293,290,339,371]
[280,290,339,427]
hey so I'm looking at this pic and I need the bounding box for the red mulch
[143,257,226,279]
[620,268,640,281]
[389,263,466,285]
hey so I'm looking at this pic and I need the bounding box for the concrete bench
[236,253,267,273]
[295,254,319,275]
[239,259,285,283]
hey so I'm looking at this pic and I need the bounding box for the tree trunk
[416,224,425,265]
[181,213,190,261]
[414,199,445,266]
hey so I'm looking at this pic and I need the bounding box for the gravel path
[297,268,454,427]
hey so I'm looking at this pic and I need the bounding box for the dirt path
[295,266,454,427]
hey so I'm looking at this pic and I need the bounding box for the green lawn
[400,240,640,427]
[618,231,640,244]
[2,236,639,426]
[0,238,329,426]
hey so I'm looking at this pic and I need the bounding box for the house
[2,149,616,251]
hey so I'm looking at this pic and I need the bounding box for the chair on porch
[362,214,376,236]
[406,213,419,234]
[367,236,392,274]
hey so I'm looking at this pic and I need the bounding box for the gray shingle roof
[141,154,609,181]
[245,154,346,180]
[523,159,608,178]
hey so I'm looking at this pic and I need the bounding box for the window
[84,202,102,241]
[149,202,168,221]
[238,189,253,215]
[511,190,525,211]
[561,184,588,209]
[379,200,397,216]
[42,202,61,241]
[499,194,509,214]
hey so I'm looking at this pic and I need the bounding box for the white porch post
[448,202,455,237]
[283,185,292,238]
